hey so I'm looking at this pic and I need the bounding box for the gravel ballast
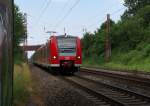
[28,65,98,106]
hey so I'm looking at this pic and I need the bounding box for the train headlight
[53,56,56,59]
[77,56,81,59]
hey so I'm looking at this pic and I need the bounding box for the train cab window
[57,37,76,56]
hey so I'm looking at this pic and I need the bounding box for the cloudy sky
[14,0,125,57]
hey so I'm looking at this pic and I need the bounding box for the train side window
[0,13,4,45]
[0,15,3,28]
[0,13,4,26]
[47,42,50,57]
[0,13,7,36]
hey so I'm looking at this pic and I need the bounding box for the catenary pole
[105,14,111,62]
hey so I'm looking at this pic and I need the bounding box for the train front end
[49,35,82,73]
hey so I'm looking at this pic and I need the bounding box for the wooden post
[105,14,111,62]
[23,13,28,62]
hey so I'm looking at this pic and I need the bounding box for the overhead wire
[38,0,52,19]
[33,0,52,30]
[57,0,71,14]
[45,0,71,29]
[84,2,121,25]
[74,7,126,35]
[59,2,125,35]
[87,7,126,29]
[53,0,70,20]
[110,7,126,15]
[53,0,81,30]
[32,0,125,36]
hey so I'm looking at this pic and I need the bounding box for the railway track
[80,68,150,88]
[60,74,150,106]
[60,76,124,106]
[36,65,150,105]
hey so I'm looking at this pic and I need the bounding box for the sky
[14,0,125,57]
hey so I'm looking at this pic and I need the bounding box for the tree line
[82,0,150,69]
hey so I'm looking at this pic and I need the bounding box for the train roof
[53,35,77,38]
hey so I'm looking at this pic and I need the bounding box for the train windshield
[57,37,76,56]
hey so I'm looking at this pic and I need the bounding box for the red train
[32,35,82,74]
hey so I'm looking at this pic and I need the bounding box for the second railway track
[80,68,150,87]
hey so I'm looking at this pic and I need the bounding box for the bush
[142,44,150,57]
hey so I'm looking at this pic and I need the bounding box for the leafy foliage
[82,20,115,59]
[122,0,150,18]
[82,0,150,71]
[14,5,26,63]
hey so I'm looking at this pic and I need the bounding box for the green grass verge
[13,63,32,106]
[83,50,150,73]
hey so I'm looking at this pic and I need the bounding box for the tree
[82,20,115,59]
[82,32,95,57]
[122,0,150,19]
[111,18,145,51]
[136,5,150,27]
[82,0,150,65]
[14,5,26,63]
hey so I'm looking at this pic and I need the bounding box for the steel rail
[75,74,150,103]
[59,76,126,106]
[63,74,150,106]
[80,68,150,87]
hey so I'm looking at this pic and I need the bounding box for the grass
[83,50,150,73]
[13,63,32,106]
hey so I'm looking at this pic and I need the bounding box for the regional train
[0,0,13,106]
[32,35,82,74]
